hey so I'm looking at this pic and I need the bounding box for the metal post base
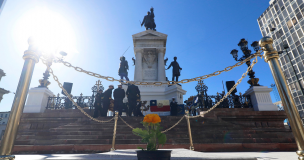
[189,146,194,151]
[110,148,115,151]
[0,155,15,160]
[297,150,304,160]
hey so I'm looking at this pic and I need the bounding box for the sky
[0,0,274,112]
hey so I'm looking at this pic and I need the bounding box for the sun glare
[13,7,77,57]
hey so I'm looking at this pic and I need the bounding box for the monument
[123,30,186,115]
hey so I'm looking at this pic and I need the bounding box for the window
[288,35,294,44]
[288,6,293,14]
[288,20,294,29]
[293,49,300,58]
[4,114,7,118]
[0,114,2,118]
[2,122,4,124]
[298,62,304,71]
[297,12,303,20]
[283,9,289,18]
[301,4,304,10]
[298,0,304,5]
[275,4,280,11]
[279,0,284,7]
[276,18,280,25]
[279,14,284,22]
[293,32,299,42]
[297,45,304,54]
[293,17,298,25]
[293,2,298,10]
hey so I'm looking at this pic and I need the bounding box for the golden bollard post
[185,110,194,151]
[0,38,40,160]
[111,111,119,151]
[260,37,304,160]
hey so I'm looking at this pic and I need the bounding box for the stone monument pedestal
[24,87,54,113]
[128,30,187,115]
[244,86,277,111]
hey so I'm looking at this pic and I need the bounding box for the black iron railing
[195,94,252,109]
[46,95,94,110]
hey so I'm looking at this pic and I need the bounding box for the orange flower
[143,114,161,124]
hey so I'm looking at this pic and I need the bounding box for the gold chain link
[161,115,185,133]
[118,116,134,130]
[42,59,116,123]
[186,55,259,119]
[119,115,185,133]
[50,51,262,86]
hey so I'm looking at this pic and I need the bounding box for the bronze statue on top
[141,7,156,31]
[166,57,182,82]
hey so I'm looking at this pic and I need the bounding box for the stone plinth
[122,84,186,115]
[133,30,167,82]
[130,30,187,114]
[244,86,278,111]
[24,87,54,113]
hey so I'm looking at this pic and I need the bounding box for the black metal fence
[192,94,253,109]
[46,95,94,110]
[47,94,252,110]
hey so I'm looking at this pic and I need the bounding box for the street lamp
[230,39,260,87]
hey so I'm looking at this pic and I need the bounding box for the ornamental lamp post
[230,39,260,87]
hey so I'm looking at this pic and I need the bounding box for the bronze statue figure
[141,7,156,31]
[166,57,182,82]
[164,57,168,66]
[132,57,136,66]
[118,56,129,82]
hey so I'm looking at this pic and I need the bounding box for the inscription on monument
[144,69,157,79]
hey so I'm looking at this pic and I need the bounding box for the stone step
[15,132,295,142]
[14,137,295,145]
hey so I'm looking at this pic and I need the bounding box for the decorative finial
[38,69,51,88]
[80,93,83,97]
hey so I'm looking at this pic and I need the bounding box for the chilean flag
[150,100,171,112]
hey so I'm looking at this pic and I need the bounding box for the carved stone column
[157,48,166,81]
[134,48,143,82]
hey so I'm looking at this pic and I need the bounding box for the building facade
[0,111,10,139]
[257,0,304,123]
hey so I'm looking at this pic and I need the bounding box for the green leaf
[137,146,145,150]
[132,128,149,138]
[157,133,167,145]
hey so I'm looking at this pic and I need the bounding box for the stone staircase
[11,108,296,154]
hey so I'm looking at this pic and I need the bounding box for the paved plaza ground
[12,149,297,160]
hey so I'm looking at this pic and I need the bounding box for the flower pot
[136,150,172,160]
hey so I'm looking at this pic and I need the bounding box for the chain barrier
[119,115,185,133]
[42,59,116,123]
[161,115,185,133]
[118,116,134,130]
[51,51,263,86]
[186,54,260,119]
